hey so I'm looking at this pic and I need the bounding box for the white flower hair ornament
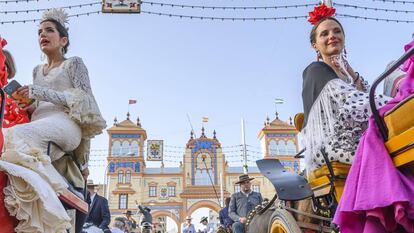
[41,8,69,30]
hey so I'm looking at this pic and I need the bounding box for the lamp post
[104,162,111,200]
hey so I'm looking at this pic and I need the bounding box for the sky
[1,0,413,186]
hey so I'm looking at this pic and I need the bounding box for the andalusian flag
[275,98,284,104]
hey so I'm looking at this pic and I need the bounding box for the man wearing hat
[182,216,196,233]
[85,179,111,233]
[229,174,263,233]
[123,210,137,233]
[138,205,153,227]
[198,216,214,233]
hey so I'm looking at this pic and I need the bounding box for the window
[252,185,260,193]
[119,194,128,209]
[149,186,157,197]
[130,141,139,156]
[121,141,130,155]
[112,141,121,156]
[125,170,131,183]
[269,140,278,156]
[277,141,287,155]
[118,171,124,183]
[168,186,176,197]
[234,185,240,193]
[286,140,296,155]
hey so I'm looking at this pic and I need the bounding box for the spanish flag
[202,117,209,123]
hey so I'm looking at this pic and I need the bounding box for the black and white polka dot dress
[304,78,389,170]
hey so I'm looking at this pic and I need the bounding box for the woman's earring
[343,47,347,58]
[40,53,45,61]
[316,51,321,61]
[60,47,65,56]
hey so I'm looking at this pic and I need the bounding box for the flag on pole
[129,99,137,105]
[275,98,284,104]
[202,117,209,123]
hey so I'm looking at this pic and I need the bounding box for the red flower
[0,37,7,48]
[308,4,336,25]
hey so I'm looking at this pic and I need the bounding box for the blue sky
[1,0,413,184]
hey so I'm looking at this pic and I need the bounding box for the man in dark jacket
[229,174,263,233]
[138,205,153,225]
[85,180,111,233]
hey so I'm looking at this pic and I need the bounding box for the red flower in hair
[0,37,6,48]
[308,4,336,25]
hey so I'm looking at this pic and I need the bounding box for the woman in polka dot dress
[301,16,389,172]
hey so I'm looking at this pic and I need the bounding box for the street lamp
[104,162,112,200]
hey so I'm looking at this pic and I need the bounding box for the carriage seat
[307,162,351,202]
[256,159,313,201]
[383,93,414,171]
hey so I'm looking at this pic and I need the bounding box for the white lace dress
[0,57,106,233]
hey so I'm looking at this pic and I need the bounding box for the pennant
[129,99,137,105]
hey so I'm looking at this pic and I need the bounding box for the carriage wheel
[269,209,301,233]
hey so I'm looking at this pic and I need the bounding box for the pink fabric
[333,39,414,233]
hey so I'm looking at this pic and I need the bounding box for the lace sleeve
[29,84,68,106]
[66,57,93,94]
[63,57,106,139]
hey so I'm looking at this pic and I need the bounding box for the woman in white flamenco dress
[0,9,106,233]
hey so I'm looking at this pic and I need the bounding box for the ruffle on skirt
[0,131,71,232]
[0,161,71,233]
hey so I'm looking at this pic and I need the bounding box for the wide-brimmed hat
[86,179,99,187]
[200,216,208,223]
[123,210,134,215]
[185,216,192,220]
[235,174,254,184]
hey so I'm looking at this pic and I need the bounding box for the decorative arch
[152,210,181,232]
[186,200,221,216]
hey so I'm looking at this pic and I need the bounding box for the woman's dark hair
[40,18,70,54]
[3,50,16,79]
[309,17,344,45]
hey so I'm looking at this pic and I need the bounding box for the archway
[152,211,180,233]
[186,200,221,232]
[186,200,221,216]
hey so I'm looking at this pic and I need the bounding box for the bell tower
[106,112,147,211]
[258,113,300,173]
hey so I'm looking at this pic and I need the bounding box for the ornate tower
[106,113,147,212]
[258,113,300,173]
[180,127,228,213]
